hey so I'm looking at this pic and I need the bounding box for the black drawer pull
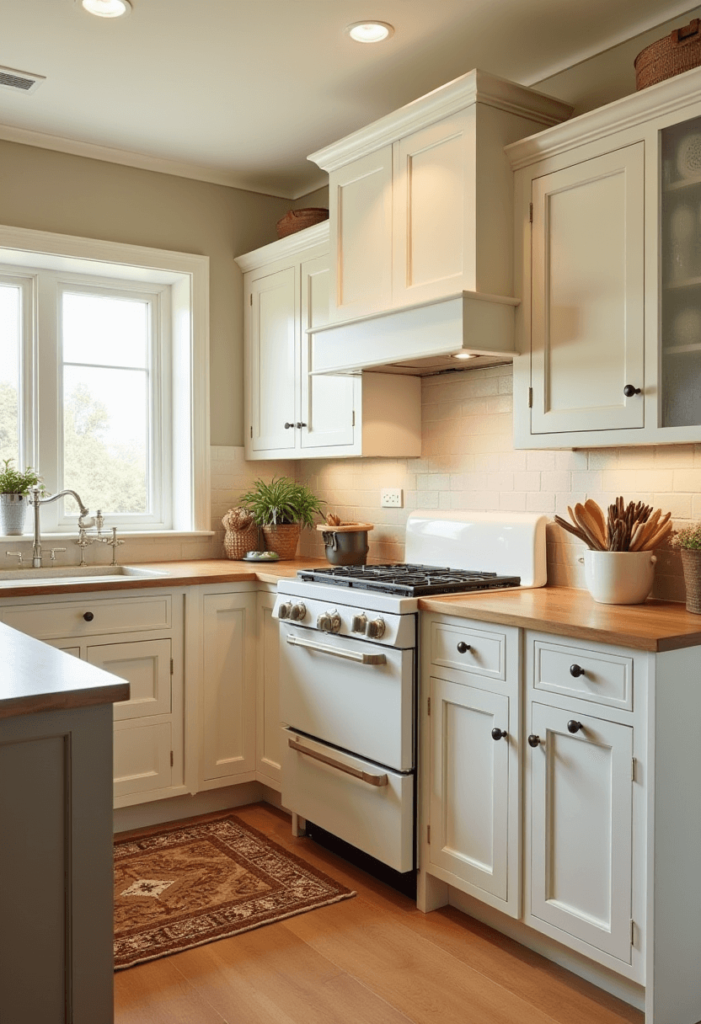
[83,611,94,622]
[569,663,585,677]
[567,720,584,734]
[456,641,471,654]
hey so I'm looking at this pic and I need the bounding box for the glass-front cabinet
[661,115,701,428]
[508,67,701,448]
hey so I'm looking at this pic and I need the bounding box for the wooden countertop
[418,587,701,652]
[0,557,330,599]
[0,620,131,719]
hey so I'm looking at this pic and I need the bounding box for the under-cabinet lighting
[451,352,477,361]
[347,22,394,43]
[81,0,132,17]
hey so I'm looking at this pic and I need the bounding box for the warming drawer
[282,729,414,873]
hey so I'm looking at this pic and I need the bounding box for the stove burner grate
[297,563,521,597]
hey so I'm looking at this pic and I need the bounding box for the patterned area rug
[114,813,356,970]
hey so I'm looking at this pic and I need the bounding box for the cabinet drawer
[0,594,172,641]
[531,637,633,711]
[430,620,506,681]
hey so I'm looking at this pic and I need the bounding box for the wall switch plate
[381,488,403,508]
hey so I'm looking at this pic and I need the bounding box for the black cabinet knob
[295,422,307,429]
[569,663,585,677]
[83,611,94,622]
[491,728,507,741]
[527,734,541,748]
[567,720,584,734]
[623,384,642,397]
[284,422,294,429]
[456,641,471,654]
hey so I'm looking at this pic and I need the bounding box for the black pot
[321,529,370,566]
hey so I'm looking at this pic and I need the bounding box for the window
[0,225,209,536]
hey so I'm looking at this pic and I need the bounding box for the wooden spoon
[573,503,606,550]
[584,500,607,545]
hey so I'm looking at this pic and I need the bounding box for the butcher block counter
[418,586,701,652]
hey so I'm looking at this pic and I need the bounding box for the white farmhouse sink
[0,565,168,588]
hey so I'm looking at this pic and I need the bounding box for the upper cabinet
[508,66,701,449]
[307,71,572,375]
[236,223,421,461]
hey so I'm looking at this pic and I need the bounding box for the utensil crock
[581,550,657,605]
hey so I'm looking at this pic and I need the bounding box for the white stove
[274,511,547,875]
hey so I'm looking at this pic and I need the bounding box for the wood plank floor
[114,803,643,1024]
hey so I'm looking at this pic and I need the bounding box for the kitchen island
[0,621,129,1024]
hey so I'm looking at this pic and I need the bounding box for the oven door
[282,729,414,873]
[279,622,414,772]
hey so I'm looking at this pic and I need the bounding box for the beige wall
[297,364,698,601]
[0,139,293,447]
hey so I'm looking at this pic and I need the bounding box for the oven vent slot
[0,66,46,94]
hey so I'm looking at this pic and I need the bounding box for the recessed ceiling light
[346,21,394,44]
[81,0,132,17]
[451,352,477,361]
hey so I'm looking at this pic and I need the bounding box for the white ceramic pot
[581,550,657,605]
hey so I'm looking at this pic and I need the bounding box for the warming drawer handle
[288,737,389,787]
[285,633,387,665]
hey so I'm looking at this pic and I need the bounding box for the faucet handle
[49,547,67,565]
[5,550,23,564]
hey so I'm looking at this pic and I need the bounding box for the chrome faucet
[29,486,90,569]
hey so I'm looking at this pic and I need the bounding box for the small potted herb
[239,476,324,559]
[671,522,701,614]
[0,460,47,536]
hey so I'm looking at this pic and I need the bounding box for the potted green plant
[239,476,324,559]
[0,459,47,536]
[671,522,701,614]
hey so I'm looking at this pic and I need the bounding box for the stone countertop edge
[418,587,701,653]
[0,620,130,720]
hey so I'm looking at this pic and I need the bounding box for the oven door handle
[285,633,387,665]
[288,737,389,787]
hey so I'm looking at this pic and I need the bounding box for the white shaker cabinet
[237,222,421,460]
[255,587,282,789]
[0,590,185,808]
[509,67,701,448]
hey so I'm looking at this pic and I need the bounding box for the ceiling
[1,0,700,198]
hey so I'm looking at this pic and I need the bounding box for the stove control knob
[352,613,368,634]
[317,611,341,633]
[365,618,386,640]
[278,601,293,620]
[289,602,306,622]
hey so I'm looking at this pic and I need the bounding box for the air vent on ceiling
[0,65,46,94]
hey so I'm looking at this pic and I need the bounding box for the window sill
[0,530,216,543]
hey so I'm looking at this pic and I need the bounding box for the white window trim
[0,224,210,535]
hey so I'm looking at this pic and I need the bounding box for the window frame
[0,224,210,537]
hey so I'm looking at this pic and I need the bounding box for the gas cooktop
[296,563,521,598]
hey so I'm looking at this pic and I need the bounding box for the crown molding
[507,65,701,169]
[234,220,329,271]
[308,69,572,173]
[0,122,309,199]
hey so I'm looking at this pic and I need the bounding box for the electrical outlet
[381,488,403,508]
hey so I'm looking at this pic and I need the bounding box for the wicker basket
[681,548,701,614]
[262,523,301,560]
[635,19,701,90]
[223,524,259,560]
[276,208,329,239]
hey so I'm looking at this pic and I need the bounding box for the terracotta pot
[680,548,701,614]
[262,523,301,560]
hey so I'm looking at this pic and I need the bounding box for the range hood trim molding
[309,291,521,376]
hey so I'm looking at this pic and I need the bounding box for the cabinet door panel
[300,253,356,450]
[256,592,281,787]
[249,267,297,451]
[113,720,172,797]
[87,638,171,721]
[202,593,256,782]
[331,147,393,319]
[531,144,644,434]
[529,702,633,962]
[429,676,510,901]
[394,112,472,304]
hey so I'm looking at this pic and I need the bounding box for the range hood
[308,290,519,377]
[307,69,571,377]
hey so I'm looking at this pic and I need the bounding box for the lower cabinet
[256,588,282,789]
[420,614,646,985]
